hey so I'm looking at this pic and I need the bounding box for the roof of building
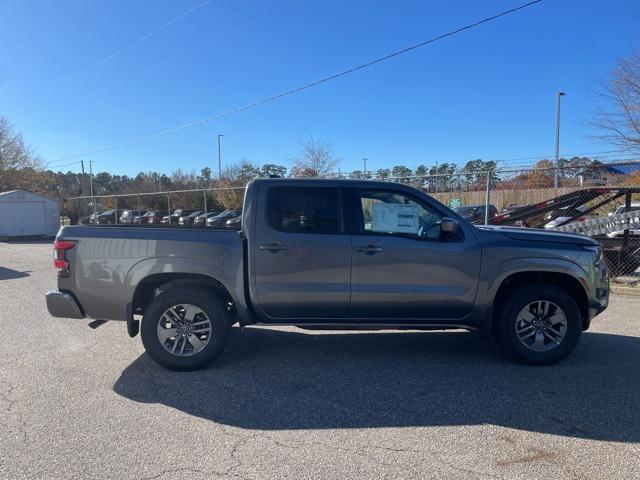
[0,189,57,202]
[601,162,640,175]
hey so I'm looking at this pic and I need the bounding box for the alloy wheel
[515,300,568,352]
[156,304,212,357]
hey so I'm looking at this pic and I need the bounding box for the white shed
[0,190,60,237]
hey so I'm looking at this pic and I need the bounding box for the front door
[349,188,481,320]
[252,186,351,319]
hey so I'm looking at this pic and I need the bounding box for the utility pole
[217,134,224,184]
[89,160,96,219]
[80,160,86,196]
[554,91,565,188]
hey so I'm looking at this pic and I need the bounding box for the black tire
[495,283,582,365]
[141,287,230,371]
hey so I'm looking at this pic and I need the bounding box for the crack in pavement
[0,379,28,448]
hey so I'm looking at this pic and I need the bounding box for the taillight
[53,240,76,278]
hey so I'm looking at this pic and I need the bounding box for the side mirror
[440,217,460,235]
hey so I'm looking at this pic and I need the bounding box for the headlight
[582,245,603,263]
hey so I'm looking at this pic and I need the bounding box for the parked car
[206,209,242,227]
[119,210,146,224]
[144,210,169,225]
[95,210,117,224]
[544,206,588,230]
[161,209,198,225]
[81,211,102,225]
[193,212,220,227]
[47,178,609,371]
[454,204,498,224]
[177,211,203,226]
[133,211,154,224]
[225,215,242,228]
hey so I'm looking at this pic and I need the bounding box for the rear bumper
[46,291,85,319]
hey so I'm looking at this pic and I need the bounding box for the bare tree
[591,49,640,152]
[290,137,339,177]
[0,116,43,191]
[0,116,41,172]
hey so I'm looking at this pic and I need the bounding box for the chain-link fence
[64,186,247,228]
[371,162,640,279]
[64,161,640,280]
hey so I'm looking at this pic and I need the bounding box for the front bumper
[585,263,610,329]
[46,291,85,319]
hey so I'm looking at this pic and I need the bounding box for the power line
[17,0,214,120]
[124,2,281,81]
[50,0,543,163]
[75,0,213,77]
[23,0,262,119]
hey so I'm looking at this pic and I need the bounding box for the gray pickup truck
[47,178,609,370]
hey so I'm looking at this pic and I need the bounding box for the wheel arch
[128,273,236,337]
[490,271,589,339]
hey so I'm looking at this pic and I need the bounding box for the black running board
[88,319,108,329]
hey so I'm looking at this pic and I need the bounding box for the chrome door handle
[259,242,286,251]
[354,245,383,254]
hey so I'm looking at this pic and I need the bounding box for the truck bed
[55,225,245,322]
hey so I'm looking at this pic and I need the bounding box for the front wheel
[495,283,582,365]
[141,287,231,371]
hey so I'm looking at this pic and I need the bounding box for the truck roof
[250,177,411,189]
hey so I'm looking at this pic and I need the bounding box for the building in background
[0,190,59,238]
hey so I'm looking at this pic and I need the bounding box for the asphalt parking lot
[1,241,639,479]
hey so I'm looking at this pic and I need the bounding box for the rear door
[251,185,351,319]
[348,187,482,320]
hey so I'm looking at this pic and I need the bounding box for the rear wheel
[495,283,582,365]
[141,287,230,371]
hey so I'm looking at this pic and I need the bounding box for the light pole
[217,134,224,184]
[554,91,565,188]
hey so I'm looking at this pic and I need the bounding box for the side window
[360,190,445,240]
[268,187,340,234]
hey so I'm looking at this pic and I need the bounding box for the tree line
[0,116,630,224]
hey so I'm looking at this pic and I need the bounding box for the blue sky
[1,0,639,176]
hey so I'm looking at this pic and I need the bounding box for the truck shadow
[0,267,31,280]
[0,236,53,244]
[113,328,640,442]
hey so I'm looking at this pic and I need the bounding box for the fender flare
[124,257,246,337]
[477,257,591,336]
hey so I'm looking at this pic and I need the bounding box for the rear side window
[268,187,340,234]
